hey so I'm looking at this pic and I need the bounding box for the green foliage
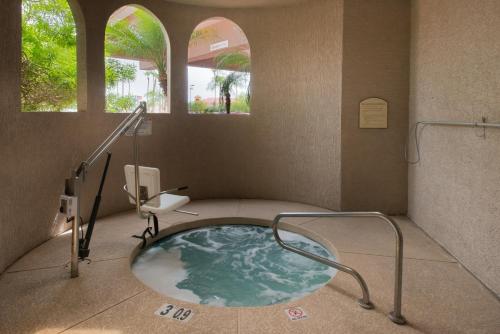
[105,8,168,97]
[105,59,136,88]
[215,52,252,112]
[105,59,121,89]
[215,51,251,72]
[106,58,137,98]
[206,71,225,92]
[120,63,137,82]
[189,27,218,47]
[220,73,241,97]
[21,0,77,112]
[231,96,250,113]
[189,100,209,113]
[145,90,165,110]
[194,68,250,114]
[106,94,137,113]
[219,72,247,114]
[203,105,225,113]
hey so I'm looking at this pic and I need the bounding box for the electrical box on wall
[359,98,388,129]
[59,195,78,219]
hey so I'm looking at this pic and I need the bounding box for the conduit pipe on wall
[416,120,500,128]
[405,119,500,164]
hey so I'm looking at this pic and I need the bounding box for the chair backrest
[124,165,161,208]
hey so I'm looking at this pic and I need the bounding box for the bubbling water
[132,225,337,307]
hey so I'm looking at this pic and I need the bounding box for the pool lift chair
[123,165,192,248]
[60,102,195,278]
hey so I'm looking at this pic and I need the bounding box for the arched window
[21,0,78,112]
[105,5,170,113]
[188,18,251,114]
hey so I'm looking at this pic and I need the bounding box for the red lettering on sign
[288,308,303,318]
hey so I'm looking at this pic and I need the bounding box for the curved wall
[0,0,343,273]
[409,0,500,295]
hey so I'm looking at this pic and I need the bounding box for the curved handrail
[272,211,406,325]
[272,220,373,309]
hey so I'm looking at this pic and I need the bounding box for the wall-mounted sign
[210,40,229,52]
[359,97,388,129]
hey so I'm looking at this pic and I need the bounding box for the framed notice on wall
[359,97,388,129]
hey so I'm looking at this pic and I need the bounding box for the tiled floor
[0,200,499,334]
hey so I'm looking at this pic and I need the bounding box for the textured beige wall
[409,0,500,295]
[0,0,343,273]
[341,0,410,214]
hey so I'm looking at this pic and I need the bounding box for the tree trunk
[225,92,231,114]
[152,78,156,111]
[158,71,168,97]
[214,85,217,106]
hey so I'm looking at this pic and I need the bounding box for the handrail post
[272,212,406,325]
[272,217,374,309]
[387,214,406,324]
[133,117,148,219]
[70,172,80,278]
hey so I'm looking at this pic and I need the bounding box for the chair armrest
[144,186,189,204]
[123,184,137,202]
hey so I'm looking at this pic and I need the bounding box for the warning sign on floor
[285,307,308,321]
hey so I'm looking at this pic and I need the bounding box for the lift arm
[60,102,148,278]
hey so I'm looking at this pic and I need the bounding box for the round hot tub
[131,219,337,307]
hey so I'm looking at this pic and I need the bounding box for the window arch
[105,5,171,113]
[188,18,251,114]
[21,0,79,112]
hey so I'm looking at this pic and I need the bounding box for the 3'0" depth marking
[155,303,194,322]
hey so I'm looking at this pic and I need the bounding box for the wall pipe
[405,119,500,164]
[417,120,500,128]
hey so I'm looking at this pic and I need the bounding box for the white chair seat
[124,165,190,215]
[141,193,190,214]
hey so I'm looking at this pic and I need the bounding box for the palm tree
[215,51,251,106]
[144,70,155,98]
[151,72,157,110]
[207,70,225,108]
[105,9,168,97]
[189,27,218,47]
[220,72,244,114]
[214,51,251,72]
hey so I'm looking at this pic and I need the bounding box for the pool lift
[59,102,195,278]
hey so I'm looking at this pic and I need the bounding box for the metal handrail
[272,211,406,325]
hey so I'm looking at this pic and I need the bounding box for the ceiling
[165,0,307,8]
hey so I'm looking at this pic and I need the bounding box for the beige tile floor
[0,200,499,334]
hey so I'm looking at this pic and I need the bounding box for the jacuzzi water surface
[132,224,337,307]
